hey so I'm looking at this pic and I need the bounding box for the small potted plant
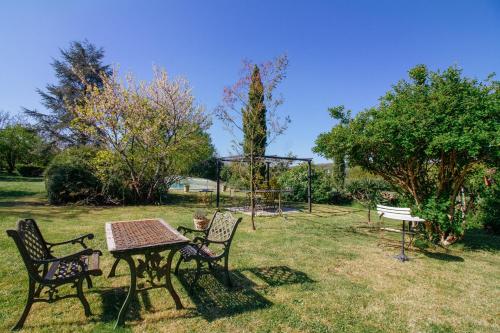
[193,210,210,230]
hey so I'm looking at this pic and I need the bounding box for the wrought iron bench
[6,219,102,330]
[175,211,242,287]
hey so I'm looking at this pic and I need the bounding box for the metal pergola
[215,155,313,213]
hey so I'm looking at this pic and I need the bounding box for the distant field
[0,176,498,332]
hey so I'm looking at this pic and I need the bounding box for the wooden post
[216,159,221,208]
[307,160,312,213]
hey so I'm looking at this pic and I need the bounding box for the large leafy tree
[0,124,42,173]
[72,66,212,203]
[25,40,111,146]
[314,65,499,245]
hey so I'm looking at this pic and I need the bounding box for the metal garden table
[105,219,189,329]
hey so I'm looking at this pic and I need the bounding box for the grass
[0,176,499,332]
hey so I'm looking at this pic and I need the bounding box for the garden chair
[175,211,242,287]
[6,219,102,330]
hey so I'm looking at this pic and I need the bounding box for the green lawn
[0,176,499,332]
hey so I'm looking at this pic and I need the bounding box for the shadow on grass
[0,189,41,198]
[0,174,42,182]
[94,287,145,323]
[177,268,272,321]
[422,251,464,262]
[246,266,315,286]
[459,228,500,252]
[176,265,314,321]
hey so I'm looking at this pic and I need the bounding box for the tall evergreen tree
[25,40,111,146]
[243,65,267,182]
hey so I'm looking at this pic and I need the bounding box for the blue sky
[1,1,499,162]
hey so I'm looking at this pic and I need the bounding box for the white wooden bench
[376,205,425,262]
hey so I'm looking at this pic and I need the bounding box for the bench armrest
[46,233,94,250]
[177,226,206,236]
[35,248,94,264]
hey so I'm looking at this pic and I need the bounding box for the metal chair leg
[191,259,202,289]
[85,275,93,289]
[76,277,92,317]
[224,256,232,287]
[12,278,35,331]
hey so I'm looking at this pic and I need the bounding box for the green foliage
[0,124,42,173]
[243,65,267,181]
[466,167,500,234]
[314,65,499,245]
[278,163,335,204]
[347,179,390,208]
[72,67,212,203]
[25,40,111,146]
[17,165,45,177]
[45,147,101,204]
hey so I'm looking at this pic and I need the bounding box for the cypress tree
[243,65,267,183]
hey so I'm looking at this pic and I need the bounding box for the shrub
[468,168,500,234]
[45,147,101,204]
[278,163,334,204]
[17,165,45,177]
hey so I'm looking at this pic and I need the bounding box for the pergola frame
[215,155,313,213]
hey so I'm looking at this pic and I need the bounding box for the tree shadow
[176,268,272,321]
[0,175,42,182]
[0,189,41,198]
[245,266,315,286]
[93,287,148,323]
[422,251,464,262]
[459,228,500,252]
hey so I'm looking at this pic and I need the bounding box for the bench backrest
[207,211,242,243]
[6,219,51,280]
[376,205,424,222]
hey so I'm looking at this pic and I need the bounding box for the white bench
[376,205,425,262]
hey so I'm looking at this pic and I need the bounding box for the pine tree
[25,40,111,146]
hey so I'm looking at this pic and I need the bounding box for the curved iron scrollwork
[136,251,169,287]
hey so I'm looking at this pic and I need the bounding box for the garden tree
[216,55,290,230]
[243,65,267,181]
[346,179,390,223]
[187,133,217,180]
[278,163,333,204]
[72,66,212,203]
[25,40,111,146]
[328,106,350,190]
[0,124,42,173]
[314,65,499,245]
[0,111,10,129]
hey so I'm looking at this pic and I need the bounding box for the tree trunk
[250,153,256,230]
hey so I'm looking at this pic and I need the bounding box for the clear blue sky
[1,1,499,162]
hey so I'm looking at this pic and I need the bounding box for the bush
[45,147,101,204]
[471,170,500,234]
[278,163,334,204]
[17,165,45,177]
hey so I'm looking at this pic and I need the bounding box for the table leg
[115,255,136,329]
[165,249,184,309]
[395,221,409,262]
[108,257,121,278]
